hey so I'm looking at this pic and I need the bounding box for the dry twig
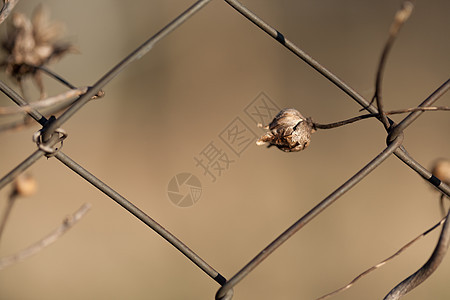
[316,217,446,300]
[0,87,87,115]
[384,209,450,299]
[0,203,91,270]
[372,1,414,130]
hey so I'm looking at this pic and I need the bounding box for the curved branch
[373,1,414,130]
[383,209,450,300]
[316,217,446,300]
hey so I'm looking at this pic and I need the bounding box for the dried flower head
[256,108,315,152]
[431,158,450,185]
[1,5,75,97]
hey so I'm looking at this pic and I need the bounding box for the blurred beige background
[0,0,449,299]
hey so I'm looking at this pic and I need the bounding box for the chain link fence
[0,1,449,299]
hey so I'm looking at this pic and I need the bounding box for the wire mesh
[0,1,449,299]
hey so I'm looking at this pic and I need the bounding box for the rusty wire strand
[384,209,450,300]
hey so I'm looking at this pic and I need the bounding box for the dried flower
[1,5,75,97]
[256,108,315,152]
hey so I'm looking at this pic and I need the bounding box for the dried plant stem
[0,203,91,270]
[313,106,449,130]
[316,217,446,300]
[373,1,414,130]
[0,87,88,115]
[384,209,450,300]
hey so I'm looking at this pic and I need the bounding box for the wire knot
[32,127,67,157]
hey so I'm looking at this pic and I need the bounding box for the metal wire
[42,0,213,139]
[216,134,405,299]
[0,1,448,299]
[54,151,226,284]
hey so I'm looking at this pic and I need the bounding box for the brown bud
[431,158,450,185]
[13,173,37,197]
[256,108,315,152]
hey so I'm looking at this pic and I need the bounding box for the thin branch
[316,217,446,300]
[387,106,449,114]
[0,87,88,115]
[0,0,19,24]
[313,106,449,130]
[384,209,450,300]
[0,203,91,270]
[373,1,414,130]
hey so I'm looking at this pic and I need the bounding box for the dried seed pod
[13,173,37,197]
[1,5,76,97]
[256,108,315,152]
[431,158,450,185]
